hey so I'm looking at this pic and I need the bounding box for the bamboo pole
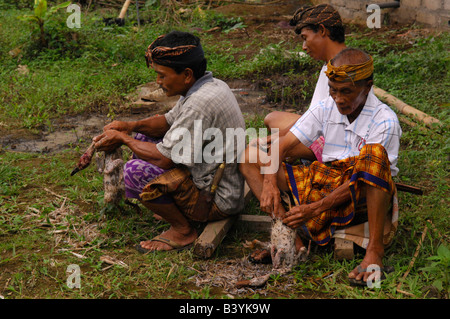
[373,86,442,128]
[118,0,132,19]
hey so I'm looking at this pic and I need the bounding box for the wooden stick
[373,86,442,128]
[395,182,423,195]
[118,0,132,19]
[396,224,428,292]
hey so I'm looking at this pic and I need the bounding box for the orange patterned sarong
[283,143,396,246]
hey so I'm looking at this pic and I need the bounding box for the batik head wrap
[290,4,343,34]
[325,55,374,84]
[145,34,205,68]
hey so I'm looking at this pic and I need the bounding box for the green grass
[0,6,317,129]
[0,3,449,300]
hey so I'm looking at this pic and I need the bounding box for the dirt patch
[0,80,271,153]
[0,115,107,153]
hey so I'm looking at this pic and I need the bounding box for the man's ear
[318,24,328,37]
[183,68,195,83]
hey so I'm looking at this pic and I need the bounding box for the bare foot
[348,248,384,283]
[139,226,197,252]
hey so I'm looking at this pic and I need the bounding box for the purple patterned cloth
[123,134,172,203]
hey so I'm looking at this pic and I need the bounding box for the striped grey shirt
[156,72,246,215]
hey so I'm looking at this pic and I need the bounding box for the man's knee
[123,159,166,189]
[264,112,278,128]
[360,143,388,160]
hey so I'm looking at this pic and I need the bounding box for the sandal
[135,235,193,253]
[348,265,395,287]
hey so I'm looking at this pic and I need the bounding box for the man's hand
[282,204,320,229]
[103,120,133,134]
[248,135,271,152]
[93,129,126,152]
[260,175,281,218]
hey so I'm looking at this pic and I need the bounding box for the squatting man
[92,31,247,253]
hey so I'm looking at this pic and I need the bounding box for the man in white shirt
[264,4,347,162]
[240,48,402,286]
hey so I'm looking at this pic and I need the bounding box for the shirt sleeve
[163,99,181,126]
[289,102,325,147]
[366,112,402,176]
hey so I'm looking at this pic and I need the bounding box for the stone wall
[311,0,449,28]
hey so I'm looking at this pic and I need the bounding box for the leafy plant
[17,0,71,48]
[420,244,450,297]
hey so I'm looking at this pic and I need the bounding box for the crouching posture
[93,31,245,252]
[240,48,402,285]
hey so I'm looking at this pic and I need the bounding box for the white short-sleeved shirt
[290,92,402,176]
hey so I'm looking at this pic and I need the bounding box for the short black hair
[300,24,345,43]
[153,31,207,80]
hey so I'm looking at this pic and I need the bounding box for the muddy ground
[0,79,269,153]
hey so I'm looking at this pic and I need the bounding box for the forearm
[311,180,351,213]
[122,134,173,169]
[259,133,296,216]
[129,115,170,138]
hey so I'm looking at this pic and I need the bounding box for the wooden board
[193,182,254,258]
[237,214,272,233]
[193,215,237,258]
[333,238,354,260]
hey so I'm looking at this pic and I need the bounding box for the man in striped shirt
[94,31,245,253]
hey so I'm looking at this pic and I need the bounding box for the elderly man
[94,31,245,252]
[240,48,402,285]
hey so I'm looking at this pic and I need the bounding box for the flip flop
[348,265,395,287]
[135,235,193,254]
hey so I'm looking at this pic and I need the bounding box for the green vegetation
[17,0,71,48]
[0,1,448,300]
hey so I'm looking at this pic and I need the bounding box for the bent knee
[264,111,301,132]
[264,111,286,129]
[360,143,389,160]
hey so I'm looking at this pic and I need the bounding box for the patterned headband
[290,4,342,33]
[145,35,204,68]
[325,55,374,83]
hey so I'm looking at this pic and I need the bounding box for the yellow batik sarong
[283,143,397,247]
